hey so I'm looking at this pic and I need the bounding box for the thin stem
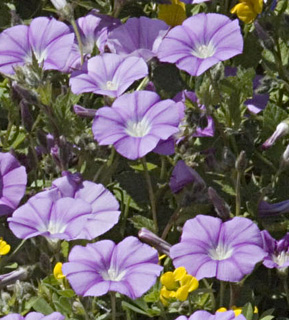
[136,76,149,91]
[141,157,158,233]
[203,278,216,311]
[161,208,181,240]
[110,292,116,320]
[71,18,84,65]
[235,170,241,216]
[219,281,226,308]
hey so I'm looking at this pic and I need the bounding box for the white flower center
[208,243,233,261]
[101,268,126,282]
[125,118,151,137]
[272,251,289,268]
[46,221,66,235]
[25,49,48,65]
[191,42,216,59]
[105,81,118,91]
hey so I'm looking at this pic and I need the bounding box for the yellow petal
[230,2,257,23]
[158,1,186,27]
[0,239,10,256]
[53,262,65,280]
[216,307,228,312]
[252,0,263,13]
[173,267,187,281]
[160,272,178,290]
[160,286,174,299]
[187,277,199,292]
[175,285,189,301]
[254,306,258,314]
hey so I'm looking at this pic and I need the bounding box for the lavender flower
[8,197,91,241]
[0,313,64,320]
[169,160,206,194]
[107,17,169,61]
[158,13,243,76]
[175,310,246,320]
[261,230,289,271]
[70,54,148,98]
[0,152,27,216]
[76,12,120,54]
[258,200,289,217]
[92,91,180,160]
[62,236,163,299]
[262,120,289,149]
[245,75,269,114]
[170,215,266,282]
[0,17,75,74]
[35,172,121,239]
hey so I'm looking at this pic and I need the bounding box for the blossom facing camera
[170,215,266,282]
[62,236,163,299]
[160,266,199,305]
[92,91,180,160]
[0,17,75,74]
[158,13,243,76]
[0,152,27,216]
[231,0,263,24]
[174,310,247,320]
[0,312,65,320]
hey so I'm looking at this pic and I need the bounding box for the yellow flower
[158,0,187,26]
[0,238,10,256]
[53,262,65,280]
[230,0,263,24]
[217,306,258,317]
[160,266,199,305]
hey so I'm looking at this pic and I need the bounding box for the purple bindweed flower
[35,172,121,239]
[70,54,148,98]
[92,91,180,160]
[76,12,120,54]
[175,310,246,320]
[170,215,266,282]
[0,312,64,320]
[62,236,163,299]
[245,75,269,114]
[180,0,210,3]
[8,197,91,241]
[0,152,27,216]
[158,13,243,76]
[107,17,169,61]
[262,120,289,149]
[261,230,289,271]
[0,17,75,74]
[169,160,206,193]
[258,200,289,217]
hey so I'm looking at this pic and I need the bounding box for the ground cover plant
[0,0,289,319]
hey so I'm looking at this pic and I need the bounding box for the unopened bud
[12,82,38,105]
[51,0,73,20]
[235,150,247,172]
[138,228,171,256]
[20,100,33,132]
[208,187,231,221]
[262,120,289,150]
[51,0,67,10]
[281,144,289,167]
[73,105,96,118]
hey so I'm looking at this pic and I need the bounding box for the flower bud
[235,150,247,172]
[51,0,67,10]
[138,228,171,256]
[20,100,34,132]
[73,105,97,118]
[262,120,289,150]
[208,187,231,221]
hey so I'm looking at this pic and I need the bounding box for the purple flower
[62,236,163,299]
[261,230,289,271]
[0,313,64,320]
[92,91,180,160]
[76,12,120,54]
[107,17,169,61]
[169,160,206,193]
[8,197,91,240]
[175,310,246,320]
[158,13,243,76]
[0,17,75,74]
[180,0,210,3]
[70,54,148,98]
[245,76,269,114]
[258,200,289,217]
[0,152,27,216]
[170,215,266,282]
[262,120,289,150]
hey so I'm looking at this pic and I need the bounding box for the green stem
[71,18,84,65]
[235,170,241,216]
[141,157,158,233]
[136,77,149,91]
[282,277,289,307]
[161,208,181,240]
[110,292,116,320]
[219,281,226,308]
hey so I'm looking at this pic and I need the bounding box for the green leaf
[61,241,69,258]
[53,297,72,314]
[260,308,275,318]
[263,103,288,134]
[30,297,54,315]
[121,301,150,316]
[130,162,157,171]
[242,302,254,320]
[260,316,275,320]
[57,289,75,298]
[129,215,156,233]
